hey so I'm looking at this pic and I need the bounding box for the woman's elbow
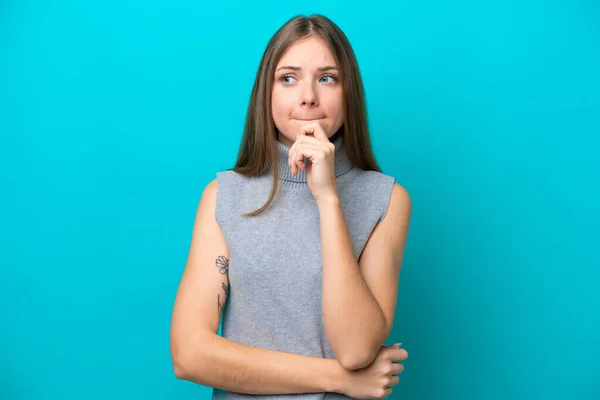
[172,361,188,380]
[338,350,377,371]
[170,338,192,380]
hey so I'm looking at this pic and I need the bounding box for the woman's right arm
[169,178,347,395]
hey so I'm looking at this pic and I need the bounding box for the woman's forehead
[276,37,337,70]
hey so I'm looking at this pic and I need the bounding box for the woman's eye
[278,74,337,84]
[280,75,295,84]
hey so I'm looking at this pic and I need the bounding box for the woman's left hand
[288,121,339,203]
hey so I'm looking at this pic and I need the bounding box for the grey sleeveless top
[213,133,395,400]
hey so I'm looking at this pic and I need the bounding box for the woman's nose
[300,84,319,106]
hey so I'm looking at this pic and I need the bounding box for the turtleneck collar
[275,132,353,183]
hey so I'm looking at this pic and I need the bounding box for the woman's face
[271,36,344,146]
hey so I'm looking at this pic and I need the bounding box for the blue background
[1,0,599,399]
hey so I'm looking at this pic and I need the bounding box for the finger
[298,122,321,140]
[295,134,323,146]
[288,141,310,174]
[393,348,408,361]
[291,143,309,173]
[301,146,325,171]
[288,142,298,174]
[311,123,329,142]
[298,122,316,137]
[292,146,313,173]
[294,137,333,168]
[288,144,293,171]
[290,144,318,174]
[293,145,326,170]
[299,121,329,142]
[387,375,400,387]
[391,362,404,375]
[295,139,333,159]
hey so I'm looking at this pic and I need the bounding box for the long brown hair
[232,14,381,216]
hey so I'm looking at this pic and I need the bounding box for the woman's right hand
[338,344,408,399]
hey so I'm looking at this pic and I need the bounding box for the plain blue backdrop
[1,0,599,399]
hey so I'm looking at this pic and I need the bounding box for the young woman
[170,14,411,400]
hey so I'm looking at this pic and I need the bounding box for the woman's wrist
[316,191,341,210]
[322,358,350,394]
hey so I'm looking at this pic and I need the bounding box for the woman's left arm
[318,184,412,370]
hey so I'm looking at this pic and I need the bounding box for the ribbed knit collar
[275,132,353,183]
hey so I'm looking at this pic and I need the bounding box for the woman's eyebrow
[275,65,338,72]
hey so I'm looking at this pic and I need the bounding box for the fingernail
[394,343,402,347]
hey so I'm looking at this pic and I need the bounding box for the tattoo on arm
[216,255,229,275]
[216,255,230,318]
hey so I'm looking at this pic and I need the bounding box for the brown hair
[232,14,381,216]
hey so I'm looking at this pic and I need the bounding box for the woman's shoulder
[215,168,238,180]
[214,169,248,185]
[215,169,270,186]
[348,167,396,189]
[347,167,409,205]
[348,168,410,222]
